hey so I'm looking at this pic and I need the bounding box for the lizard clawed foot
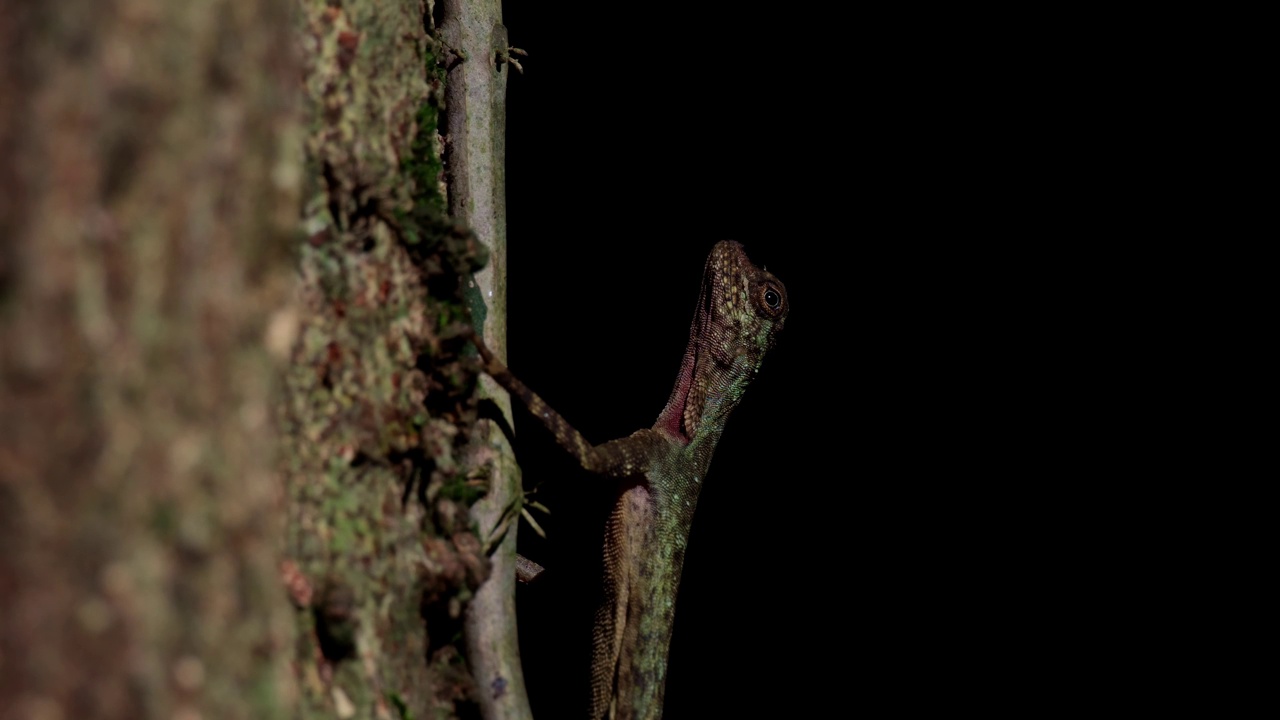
[497,46,527,74]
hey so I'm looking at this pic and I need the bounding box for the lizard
[471,240,788,720]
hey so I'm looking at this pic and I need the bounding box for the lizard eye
[753,278,787,319]
[752,279,783,317]
[763,288,781,309]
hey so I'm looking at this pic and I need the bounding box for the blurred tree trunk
[1,0,501,718]
[0,1,299,719]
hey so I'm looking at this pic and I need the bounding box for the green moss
[332,515,356,551]
[389,691,414,720]
[438,474,483,505]
[150,501,177,538]
[399,48,447,244]
[405,100,445,221]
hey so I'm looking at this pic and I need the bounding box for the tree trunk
[1,1,507,717]
[283,0,493,718]
[0,1,299,718]
[439,0,533,718]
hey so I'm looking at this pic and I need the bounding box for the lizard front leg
[472,333,666,477]
[471,332,662,711]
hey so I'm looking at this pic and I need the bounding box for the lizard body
[473,241,787,719]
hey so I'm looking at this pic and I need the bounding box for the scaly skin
[474,241,787,720]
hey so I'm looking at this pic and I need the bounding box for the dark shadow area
[501,2,1114,717]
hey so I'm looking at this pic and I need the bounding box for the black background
[495,2,1108,716]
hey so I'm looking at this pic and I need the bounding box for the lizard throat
[657,347,696,445]
[655,251,721,446]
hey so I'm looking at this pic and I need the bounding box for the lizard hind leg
[591,483,654,720]
[590,503,631,720]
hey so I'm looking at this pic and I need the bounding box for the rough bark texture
[0,1,299,719]
[285,1,491,719]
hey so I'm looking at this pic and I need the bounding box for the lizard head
[672,241,787,440]
[697,240,788,358]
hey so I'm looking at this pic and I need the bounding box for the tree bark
[285,1,491,718]
[0,1,299,718]
[1,1,505,718]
